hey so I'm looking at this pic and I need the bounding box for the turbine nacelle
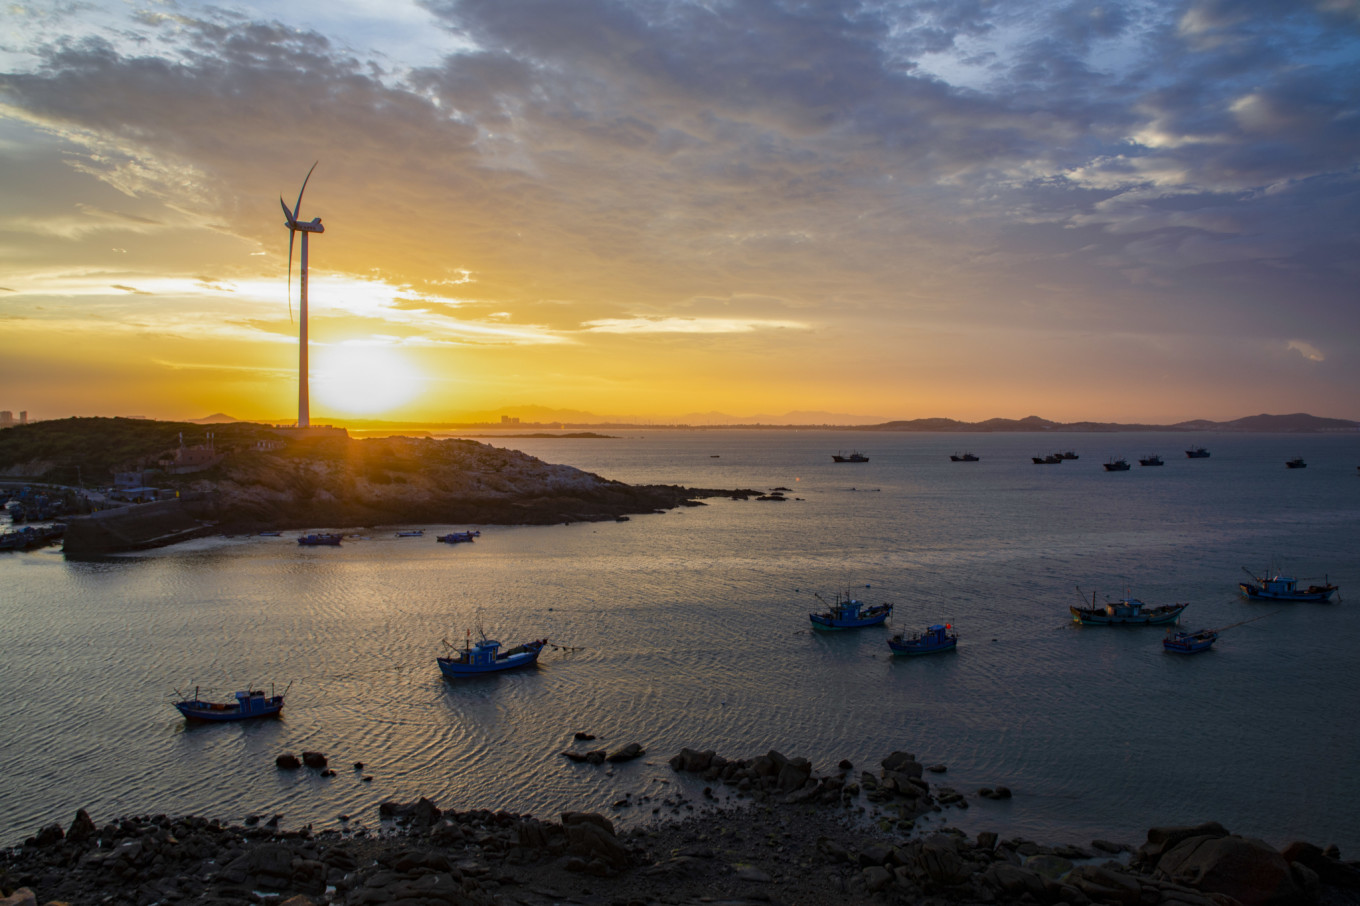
[284,217,325,234]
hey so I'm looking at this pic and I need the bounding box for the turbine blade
[292,160,318,220]
[280,196,296,227]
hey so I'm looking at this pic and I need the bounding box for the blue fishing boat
[888,623,958,655]
[1070,589,1187,625]
[174,687,285,721]
[437,530,480,544]
[437,634,547,676]
[1238,567,1337,602]
[809,591,893,630]
[298,533,342,546]
[1103,457,1131,471]
[1162,628,1218,654]
[396,530,425,537]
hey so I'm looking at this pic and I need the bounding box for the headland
[0,418,754,555]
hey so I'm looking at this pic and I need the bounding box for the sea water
[0,430,1357,852]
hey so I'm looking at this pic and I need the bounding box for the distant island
[0,418,750,555]
[178,412,1359,433]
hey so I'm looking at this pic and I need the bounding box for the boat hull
[1070,604,1187,625]
[438,640,546,676]
[1163,631,1217,653]
[174,695,284,721]
[1238,583,1336,603]
[888,637,958,655]
[809,603,892,630]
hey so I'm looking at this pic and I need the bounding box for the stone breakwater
[4,748,1358,906]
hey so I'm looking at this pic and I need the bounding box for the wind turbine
[281,162,324,428]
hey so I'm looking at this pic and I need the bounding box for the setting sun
[311,343,425,415]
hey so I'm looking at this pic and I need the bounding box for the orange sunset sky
[2,0,1358,425]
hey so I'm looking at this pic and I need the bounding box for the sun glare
[312,344,425,415]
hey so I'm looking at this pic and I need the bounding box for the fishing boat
[1185,447,1211,458]
[950,452,980,462]
[1162,628,1218,654]
[888,623,958,655]
[1285,457,1306,469]
[809,591,893,630]
[258,531,282,537]
[396,530,425,537]
[297,533,342,546]
[1238,568,1337,602]
[1138,454,1164,466]
[437,634,547,676]
[437,530,480,543]
[832,451,869,463]
[1032,454,1062,464]
[1070,590,1188,625]
[174,687,285,721]
[1103,458,1131,471]
[1057,451,1080,460]
[1162,610,1276,654]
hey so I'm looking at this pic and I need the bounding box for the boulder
[882,751,923,777]
[863,865,895,892]
[1156,835,1306,906]
[301,751,328,768]
[669,748,716,773]
[66,809,97,843]
[28,823,63,847]
[0,889,36,906]
[378,797,441,827]
[563,816,629,871]
[984,862,1050,901]
[1067,864,1143,906]
[275,753,301,769]
[1282,841,1360,889]
[605,742,645,762]
[1135,822,1230,869]
[916,834,973,886]
[776,757,813,792]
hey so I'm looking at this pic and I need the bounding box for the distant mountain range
[188,411,1359,433]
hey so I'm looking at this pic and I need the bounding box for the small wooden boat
[174,687,285,721]
[1103,458,1131,471]
[298,533,342,546]
[950,452,979,462]
[396,530,425,537]
[1185,447,1211,458]
[1239,567,1337,602]
[1162,611,1276,654]
[1071,589,1187,625]
[888,623,958,655]
[437,530,480,543]
[809,591,892,630]
[438,634,547,676]
[1138,454,1163,467]
[832,451,869,463]
[1162,628,1218,653]
[1285,457,1306,469]
[258,531,282,537]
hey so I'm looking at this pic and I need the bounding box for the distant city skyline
[2,1,1358,424]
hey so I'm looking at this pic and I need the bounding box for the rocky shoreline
[4,748,1357,906]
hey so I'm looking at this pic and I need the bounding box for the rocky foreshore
[5,748,1358,906]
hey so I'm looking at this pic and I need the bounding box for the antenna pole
[298,231,310,428]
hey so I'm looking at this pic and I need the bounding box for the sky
[1,0,1357,425]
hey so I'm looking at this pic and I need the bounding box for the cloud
[1287,339,1325,362]
[580,316,809,335]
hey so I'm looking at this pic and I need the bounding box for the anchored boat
[297,533,342,546]
[437,531,480,544]
[809,590,892,630]
[832,451,869,463]
[1071,589,1188,625]
[888,623,958,655]
[1162,629,1218,654]
[1103,458,1131,471]
[438,633,547,676]
[174,687,286,721]
[1238,567,1337,602]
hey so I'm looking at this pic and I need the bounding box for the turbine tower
[281,163,324,428]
